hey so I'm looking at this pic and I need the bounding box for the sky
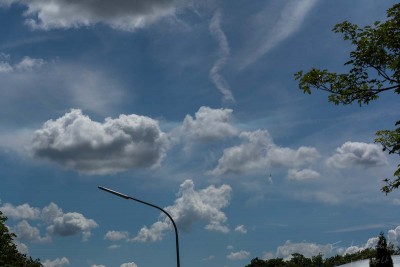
[0,0,399,267]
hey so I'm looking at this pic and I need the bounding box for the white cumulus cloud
[1,0,186,31]
[0,203,41,220]
[326,141,387,169]
[29,109,169,175]
[210,130,319,176]
[2,201,98,242]
[104,230,130,241]
[13,220,51,243]
[47,212,98,241]
[181,106,237,141]
[133,179,231,242]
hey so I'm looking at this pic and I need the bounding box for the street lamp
[98,186,181,267]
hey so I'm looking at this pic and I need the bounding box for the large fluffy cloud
[326,142,387,169]
[0,0,186,31]
[210,130,320,176]
[181,106,237,141]
[133,179,231,242]
[29,109,169,175]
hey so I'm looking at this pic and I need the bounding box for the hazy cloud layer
[326,142,387,169]
[0,0,185,31]
[133,179,231,242]
[209,10,235,102]
[226,250,251,260]
[181,106,237,141]
[0,55,124,120]
[30,109,169,175]
[210,130,320,176]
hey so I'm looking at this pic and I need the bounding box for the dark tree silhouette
[370,232,393,267]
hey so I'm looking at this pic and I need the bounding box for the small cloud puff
[326,141,387,169]
[43,257,70,267]
[226,250,250,260]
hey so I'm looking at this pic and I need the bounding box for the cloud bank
[29,109,169,175]
[1,202,98,242]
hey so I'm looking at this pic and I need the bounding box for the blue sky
[0,1,399,267]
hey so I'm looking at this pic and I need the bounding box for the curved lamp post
[98,186,181,267]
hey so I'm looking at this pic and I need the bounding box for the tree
[370,232,393,267]
[0,211,42,267]
[295,3,400,193]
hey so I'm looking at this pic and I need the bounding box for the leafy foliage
[0,211,42,267]
[295,4,400,193]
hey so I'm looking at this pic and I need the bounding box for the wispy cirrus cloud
[240,0,318,69]
[209,10,235,103]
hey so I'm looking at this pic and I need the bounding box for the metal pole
[98,186,181,267]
